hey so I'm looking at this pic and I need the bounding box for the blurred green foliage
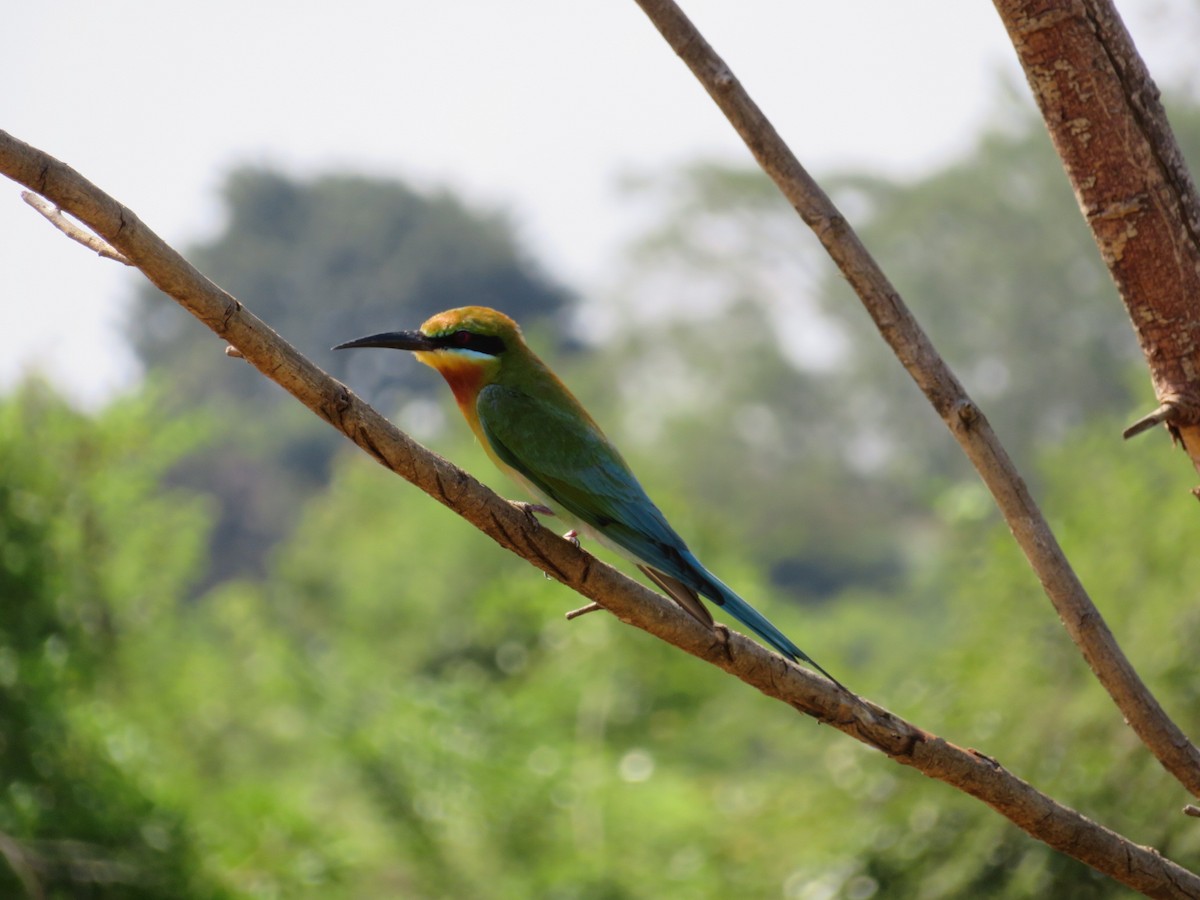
[0,383,225,898]
[7,94,1200,896]
[5,378,1200,897]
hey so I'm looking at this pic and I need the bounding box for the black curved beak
[332,330,437,352]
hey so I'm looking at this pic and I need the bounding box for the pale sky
[2,1,1193,406]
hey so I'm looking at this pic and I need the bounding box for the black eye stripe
[432,330,506,356]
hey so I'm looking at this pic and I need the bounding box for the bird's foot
[544,530,584,583]
[546,531,582,579]
[711,623,734,661]
[513,501,555,520]
[515,502,556,580]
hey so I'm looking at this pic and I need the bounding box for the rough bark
[992,0,1200,476]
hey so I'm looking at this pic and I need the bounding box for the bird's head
[334,306,524,403]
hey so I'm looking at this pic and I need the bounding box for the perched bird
[335,306,840,686]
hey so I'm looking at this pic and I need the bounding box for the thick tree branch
[629,0,1200,807]
[991,0,1200,476]
[3,131,1199,896]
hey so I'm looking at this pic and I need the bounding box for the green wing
[479,388,837,682]
[476,384,694,575]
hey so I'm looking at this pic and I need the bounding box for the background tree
[128,169,571,587]
[584,99,1200,606]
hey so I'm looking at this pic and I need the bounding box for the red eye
[451,330,472,347]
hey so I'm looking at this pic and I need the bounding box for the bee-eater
[335,306,840,686]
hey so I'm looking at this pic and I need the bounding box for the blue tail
[688,558,843,689]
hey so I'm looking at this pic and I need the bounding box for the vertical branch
[629,0,1200,796]
[992,0,1200,475]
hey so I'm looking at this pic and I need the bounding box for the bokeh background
[4,2,1200,896]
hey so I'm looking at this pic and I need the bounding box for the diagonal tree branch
[3,131,1199,895]
[629,0,1200,802]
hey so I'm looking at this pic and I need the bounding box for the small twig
[224,345,245,359]
[1185,804,1200,818]
[21,190,131,265]
[1124,402,1176,440]
[565,602,604,620]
